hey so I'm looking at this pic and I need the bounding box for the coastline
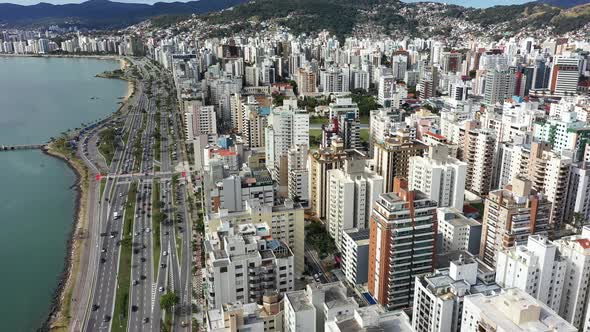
[40,145,88,332]
[0,53,120,61]
[35,56,136,331]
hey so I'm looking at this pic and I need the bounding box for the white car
[163,251,168,256]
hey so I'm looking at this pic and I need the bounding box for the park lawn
[360,129,369,143]
[310,116,329,125]
[111,182,137,332]
[98,128,116,165]
[359,115,370,125]
[310,129,322,149]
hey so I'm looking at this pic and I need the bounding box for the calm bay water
[0,56,127,331]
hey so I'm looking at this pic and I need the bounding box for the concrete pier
[0,144,46,151]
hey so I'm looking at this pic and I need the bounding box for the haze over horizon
[3,0,532,9]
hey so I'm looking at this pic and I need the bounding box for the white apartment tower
[461,288,577,332]
[369,108,401,156]
[483,68,516,105]
[287,144,309,202]
[327,159,383,250]
[495,235,567,313]
[204,223,295,309]
[409,144,467,210]
[413,256,501,332]
[184,100,218,140]
[265,99,309,194]
[554,226,590,330]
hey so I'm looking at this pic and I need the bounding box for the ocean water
[0,56,127,331]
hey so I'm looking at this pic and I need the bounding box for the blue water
[0,56,127,331]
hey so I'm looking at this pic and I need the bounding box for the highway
[128,85,158,332]
[69,57,192,332]
[85,77,147,331]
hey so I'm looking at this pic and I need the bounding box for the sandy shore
[120,58,135,105]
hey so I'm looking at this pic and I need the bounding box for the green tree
[160,292,179,310]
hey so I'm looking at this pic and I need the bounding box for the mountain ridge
[0,0,249,28]
[193,0,590,39]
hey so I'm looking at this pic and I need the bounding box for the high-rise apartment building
[378,75,396,107]
[483,68,516,105]
[204,223,295,309]
[413,256,501,332]
[265,99,309,194]
[495,235,567,313]
[549,56,580,96]
[373,135,428,193]
[206,198,306,274]
[369,108,402,156]
[341,228,370,285]
[437,207,482,255]
[206,293,284,332]
[184,100,218,141]
[563,162,590,224]
[409,144,467,210]
[479,177,551,267]
[309,140,366,220]
[461,288,577,332]
[460,125,496,196]
[528,142,572,227]
[296,66,317,96]
[284,282,358,332]
[287,144,309,202]
[554,226,590,330]
[327,159,383,250]
[368,178,438,311]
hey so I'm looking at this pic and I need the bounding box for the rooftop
[285,290,314,312]
[344,228,371,243]
[466,289,576,332]
[332,306,414,332]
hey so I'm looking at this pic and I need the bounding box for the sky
[4,0,533,8]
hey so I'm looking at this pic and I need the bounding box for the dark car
[92,304,99,311]
[131,305,139,312]
[141,257,146,262]
[134,249,140,254]
[103,315,111,322]
[160,263,166,268]
[100,258,106,264]
[143,317,150,323]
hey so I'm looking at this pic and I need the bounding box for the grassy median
[112,182,137,332]
[99,178,106,200]
[98,128,116,165]
[152,181,162,276]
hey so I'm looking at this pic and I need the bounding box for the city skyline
[2,0,590,330]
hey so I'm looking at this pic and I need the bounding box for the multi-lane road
[69,58,192,332]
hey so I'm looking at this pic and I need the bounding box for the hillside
[536,0,590,8]
[0,0,248,28]
[192,0,590,40]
